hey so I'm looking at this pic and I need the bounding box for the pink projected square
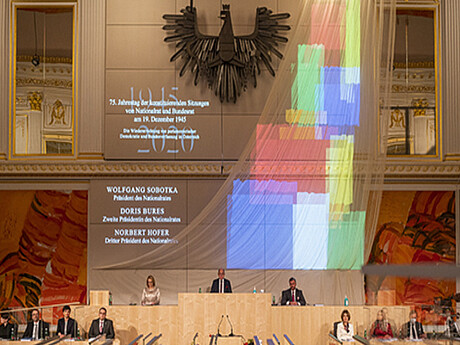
[254,138,330,160]
[255,125,331,160]
[297,177,326,193]
[310,24,341,50]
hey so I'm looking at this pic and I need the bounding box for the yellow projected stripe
[285,109,318,126]
[326,135,354,209]
[279,126,316,140]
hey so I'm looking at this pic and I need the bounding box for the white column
[442,1,460,157]
[78,0,105,158]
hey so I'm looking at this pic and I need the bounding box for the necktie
[33,323,38,339]
[99,321,103,334]
[292,291,295,302]
[220,280,223,293]
[412,324,417,339]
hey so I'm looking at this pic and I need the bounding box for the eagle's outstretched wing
[163,5,290,103]
[235,7,290,88]
[163,5,218,86]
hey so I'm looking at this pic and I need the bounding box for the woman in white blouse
[337,309,354,342]
[141,275,160,305]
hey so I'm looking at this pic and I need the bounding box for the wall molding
[1,160,460,180]
[0,161,232,178]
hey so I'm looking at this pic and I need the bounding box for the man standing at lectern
[211,268,232,293]
[281,277,307,305]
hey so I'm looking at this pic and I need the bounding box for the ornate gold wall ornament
[390,109,405,128]
[49,100,67,125]
[17,78,72,89]
[412,98,429,117]
[27,92,43,111]
[16,55,72,64]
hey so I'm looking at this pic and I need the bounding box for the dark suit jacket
[210,278,232,293]
[88,318,115,339]
[281,288,306,306]
[22,320,50,339]
[0,322,14,339]
[403,321,424,338]
[56,317,77,338]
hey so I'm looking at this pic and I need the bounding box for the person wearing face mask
[403,310,425,340]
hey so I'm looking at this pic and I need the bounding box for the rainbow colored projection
[227,0,365,269]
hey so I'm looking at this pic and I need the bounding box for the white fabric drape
[92,0,395,301]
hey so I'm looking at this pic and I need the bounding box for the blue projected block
[266,224,293,269]
[227,179,297,269]
[227,222,265,269]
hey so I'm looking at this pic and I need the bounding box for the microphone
[216,315,224,336]
[226,315,234,336]
[192,332,198,345]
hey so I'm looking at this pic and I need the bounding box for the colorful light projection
[227,0,365,270]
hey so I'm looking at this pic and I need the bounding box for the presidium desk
[63,291,426,345]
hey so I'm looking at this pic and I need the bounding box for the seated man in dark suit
[0,312,14,339]
[22,309,50,339]
[280,277,307,306]
[88,307,115,339]
[56,305,77,338]
[210,268,232,293]
[402,310,425,340]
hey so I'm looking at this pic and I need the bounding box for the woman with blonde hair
[371,309,393,339]
[141,275,160,305]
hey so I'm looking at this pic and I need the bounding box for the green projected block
[294,44,324,113]
[327,211,365,269]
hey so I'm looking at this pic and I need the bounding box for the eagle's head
[220,4,230,18]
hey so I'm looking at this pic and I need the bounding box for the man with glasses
[88,307,115,339]
[22,309,49,340]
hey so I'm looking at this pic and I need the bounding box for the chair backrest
[333,321,340,337]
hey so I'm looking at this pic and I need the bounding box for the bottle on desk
[253,286,256,293]
[76,327,81,340]
[10,325,15,340]
[199,287,202,293]
[344,295,349,306]
[364,329,367,339]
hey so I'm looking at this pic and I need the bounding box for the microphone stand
[192,332,198,345]
[226,315,234,337]
[216,315,224,337]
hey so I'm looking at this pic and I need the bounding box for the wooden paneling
[71,292,414,345]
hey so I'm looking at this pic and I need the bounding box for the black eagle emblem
[163,1,290,103]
